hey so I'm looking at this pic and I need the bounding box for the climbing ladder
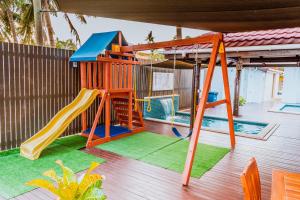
[112,96,144,129]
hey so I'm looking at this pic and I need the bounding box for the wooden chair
[241,157,262,200]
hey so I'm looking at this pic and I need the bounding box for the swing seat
[172,127,192,139]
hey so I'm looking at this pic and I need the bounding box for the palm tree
[0,0,19,43]
[0,0,86,47]
[19,0,87,47]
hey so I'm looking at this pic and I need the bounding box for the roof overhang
[56,0,300,32]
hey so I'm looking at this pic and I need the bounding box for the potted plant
[239,96,247,106]
[26,160,106,200]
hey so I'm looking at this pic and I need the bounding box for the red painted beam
[120,33,217,52]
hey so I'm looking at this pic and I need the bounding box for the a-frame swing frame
[121,32,235,186]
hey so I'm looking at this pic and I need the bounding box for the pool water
[166,113,268,135]
[280,104,300,113]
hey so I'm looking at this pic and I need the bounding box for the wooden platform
[5,102,300,200]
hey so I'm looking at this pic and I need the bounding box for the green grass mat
[0,135,105,199]
[97,131,181,159]
[141,139,230,178]
[97,132,229,178]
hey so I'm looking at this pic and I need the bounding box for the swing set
[72,31,235,186]
[121,32,235,186]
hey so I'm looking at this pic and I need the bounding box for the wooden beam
[93,62,97,88]
[80,62,87,132]
[205,99,227,108]
[182,37,220,186]
[104,61,111,138]
[233,59,242,116]
[121,34,217,52]
[166,49,300,63]
[189,65,196,131]
[87,62,92,89]
[219,42,236,149]
[87,92,107,147]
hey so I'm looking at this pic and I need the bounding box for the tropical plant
[239,96,246,106]
[0,0,86,46]
[145,31,154,43]
[0,0,20,43]
[19,0,87,46]
[26,160,106,200]
[56,38,77,50]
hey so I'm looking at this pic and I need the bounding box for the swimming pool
[144,95,278,140]
[270,103,300,115]
[169,112,268,135]
[280,104,300,113]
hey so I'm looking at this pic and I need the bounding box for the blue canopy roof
[70,31,128,62]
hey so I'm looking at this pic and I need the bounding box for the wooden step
[114,105,131,110]
[118,114,140,121]
[119,119,143,127]
[112,99,135,104]
[115,109,140,116]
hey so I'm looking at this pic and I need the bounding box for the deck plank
[4,103,300,200]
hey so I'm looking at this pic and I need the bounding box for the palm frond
[75,14,87,24]
[18,1,34,44]
[63,13,81,45]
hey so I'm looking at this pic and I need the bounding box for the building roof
[70,31,128,62]
[169,27,300,52]
[225,27,300,47]
[56,0,300,32]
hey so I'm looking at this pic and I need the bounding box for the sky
[50,13,208,45]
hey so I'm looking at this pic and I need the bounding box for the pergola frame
[165,44,300,116]
[121,32,236,186]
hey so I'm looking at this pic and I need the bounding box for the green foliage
[56,38,77,50]
[26,160,106,200]
[239,96,246,106]
[0,0,87,45]
[145,31,154,43]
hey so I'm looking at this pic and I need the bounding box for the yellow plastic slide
[20,88,100,160]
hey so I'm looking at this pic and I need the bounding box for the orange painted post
[93,62,97,88]
[80,62,87,132]
[87,62,92,89]
[114,63,118,88]
[128,63,133,129]
[182,36,220,186]
[87,91,107,147]
[105,62,111,138]
[98,62,102,89]
[109,62,113,89]
[123,64,127,88]
[219,34,236,149]
[119,64,123,88]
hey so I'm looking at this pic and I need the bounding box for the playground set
[20,30,235,186]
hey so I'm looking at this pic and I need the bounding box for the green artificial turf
[0,135,105,199]
[141,139,230,178]
[97,131,181,159]
[97,131,229,178]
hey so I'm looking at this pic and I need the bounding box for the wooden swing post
[121,32,235,186]
[80,62,87,132]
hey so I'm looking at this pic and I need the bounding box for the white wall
[282,68,300,103]
[263,71,275,101]
[199,67,281,104]
[200,67,235,101]
[273,73,281,99]
[240,68,265,103]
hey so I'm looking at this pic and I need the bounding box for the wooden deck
[5,102,300,200]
